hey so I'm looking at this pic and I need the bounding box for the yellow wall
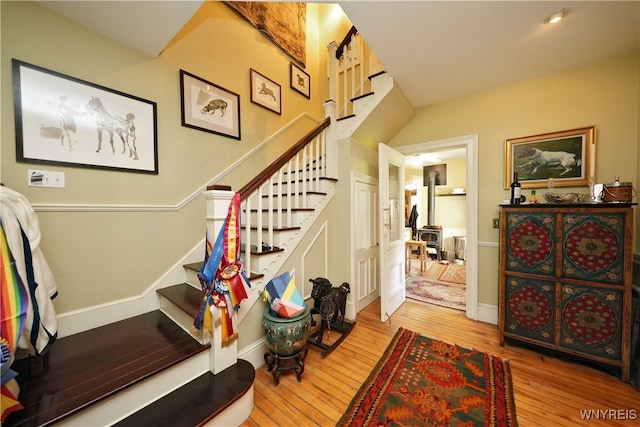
[2,1,637,322]
[390,52,640,305]
[0,1,347,314]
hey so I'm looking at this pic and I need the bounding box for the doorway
[394,134,478,320]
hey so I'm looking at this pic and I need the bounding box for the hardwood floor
[241,298,639,426]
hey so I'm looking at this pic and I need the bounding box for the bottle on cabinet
[510,172,522,205]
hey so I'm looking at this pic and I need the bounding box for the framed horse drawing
[12,59,158,174]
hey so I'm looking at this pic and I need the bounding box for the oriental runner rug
[338,328,518,427]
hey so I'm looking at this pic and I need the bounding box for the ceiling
[39,1,639,110]
[36,1,205,57]
[339,1,640,109]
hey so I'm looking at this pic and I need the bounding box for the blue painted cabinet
[499,204,633,382]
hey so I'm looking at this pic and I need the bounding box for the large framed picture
[505,126,596,189]
[249,68,281,115]
[12,59,158,174]
[180,69,241,140]
[290,62,310,99]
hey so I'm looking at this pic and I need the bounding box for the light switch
[28,169,65,188]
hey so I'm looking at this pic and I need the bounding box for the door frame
[392,134,479,320]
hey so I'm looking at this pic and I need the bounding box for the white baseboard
[56,241,204,338]
[238,337,269,369]
[476,303,498,325]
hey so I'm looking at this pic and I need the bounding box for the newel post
[324,99,338,179]
[203,187,238,374]
[327,41,338,103]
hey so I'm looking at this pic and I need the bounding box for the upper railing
[328,26,384,119]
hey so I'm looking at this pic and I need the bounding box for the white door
[354,175,379,313]
[378,143,406,322]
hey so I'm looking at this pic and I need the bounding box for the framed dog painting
[290,62,310,99]
[504,126,596,189]
[180,69,241,140]
[249,68,281,115]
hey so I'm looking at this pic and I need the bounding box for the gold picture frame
[504,126,596,189]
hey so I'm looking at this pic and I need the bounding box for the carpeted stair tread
[113,359,255,427]
[6,310,208,427]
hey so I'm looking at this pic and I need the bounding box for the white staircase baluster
[294,153,300,209]
[357,34,364,97]
[267,176,274,252]
[350,44,356,101]
[286,159,293,227]
[312,136,319,192]
[257,186,263,253]
[321,131,327,178]
[301,145,308,206]
[276,167,283,229]
[341,57,348,117]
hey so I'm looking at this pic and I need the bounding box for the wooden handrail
[238,117,331,200]
[336,26,358,60]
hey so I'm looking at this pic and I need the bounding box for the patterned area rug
[406,275,466,311]
[338,328,518,427]
[438,263,466,285]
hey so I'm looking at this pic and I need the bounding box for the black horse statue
[309,277,350,344]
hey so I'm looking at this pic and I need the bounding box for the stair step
[273,178,334,185]
[157,282,203,317]
[246,207,314,213]
[337,114,356,121]
[6,311,209,427]
[184,261,268,276]
[261,190,327,197]
[369,70,386,79]
[247,225,301,232]
[350,91,374,103]
[113,360,255,427]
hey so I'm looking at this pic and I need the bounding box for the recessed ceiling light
[545,9,567,24]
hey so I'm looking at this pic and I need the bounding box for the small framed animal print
[12,59,158,174]
[290,62,310,99]
[180,69,241,140]
[249,69,281,115]
[505,126,596,189]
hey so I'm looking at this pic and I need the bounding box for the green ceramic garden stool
[262,305,312,385]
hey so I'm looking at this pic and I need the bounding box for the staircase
[4,28,404,426]
[4,120,337,427]
[7,309,252,427]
